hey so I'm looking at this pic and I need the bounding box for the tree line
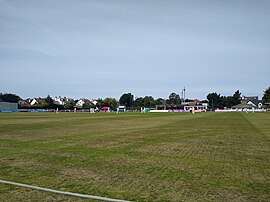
[0,92,184,110]
[206,87,270,109]
[206,90,242,110]
[1,86,270,110]
[85,93,183,110]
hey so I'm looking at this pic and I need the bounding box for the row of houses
[232,96,265,110]
[18,96,98,108]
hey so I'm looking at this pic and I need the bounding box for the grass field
[0,112,270,201]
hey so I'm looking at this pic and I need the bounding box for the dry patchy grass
[0,112,270,201]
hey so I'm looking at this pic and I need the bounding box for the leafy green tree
[232,90,241,106]
[207,92,222,109]
[44,95,54,108]
[262,86,270,104]
[134,97,163,109]
[102,98,118,110]
[207,90,241,109]
[143,96,155,108]
[221,96,233,108]
[64,101,75,110]
[82,103,95,109]
[119,93,134,107]
[0,93,20,103]
[134,97,144,108]
[154,98,164,106]
[168,92,181,105]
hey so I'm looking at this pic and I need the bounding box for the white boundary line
[0,179,130,202]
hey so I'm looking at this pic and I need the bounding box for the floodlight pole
[183,86,186,103]
[181,90,183,103]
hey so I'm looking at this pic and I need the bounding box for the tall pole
[181,90,183,103]
[183,86,186,103]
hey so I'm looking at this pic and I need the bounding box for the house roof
[83,99,92,105]
[34,98,46,103]
[77,98,93,104]
[242,96,261,106]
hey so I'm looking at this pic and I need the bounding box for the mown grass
[0,112,269,201]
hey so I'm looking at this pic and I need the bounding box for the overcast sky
[1,0,269,100]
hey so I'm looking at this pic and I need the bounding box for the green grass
[0,112,270,201]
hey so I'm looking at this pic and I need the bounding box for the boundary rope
[0,179,130,202]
